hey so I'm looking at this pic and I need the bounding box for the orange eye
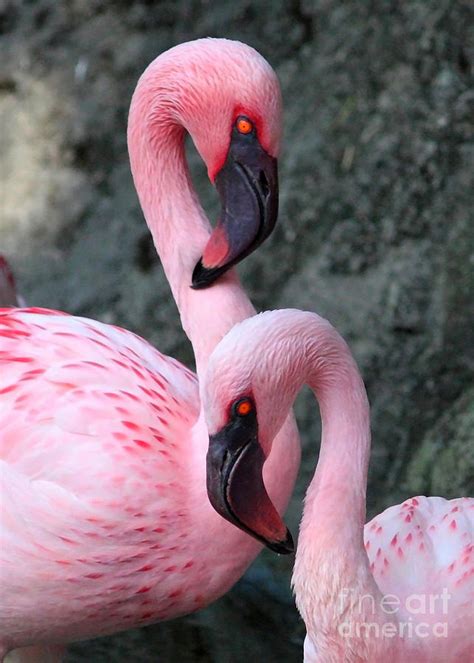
[234,397,254,416]
[236,117,254,135]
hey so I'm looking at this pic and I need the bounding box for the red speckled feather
[365,496,474,650]
[0,309,205,644]
[0,39,303,659]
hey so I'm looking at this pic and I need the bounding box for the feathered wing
[0,308,201,642]
[364,496,474,660]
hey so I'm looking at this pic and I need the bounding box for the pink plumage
[202,309,474,663]
[1,308,200,644]
[0,39,301,659]
[365,496,474,601]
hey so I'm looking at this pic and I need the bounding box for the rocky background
[1,0,473,661]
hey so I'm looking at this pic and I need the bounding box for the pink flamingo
[0,40,300,660]
[0,257,22,308]
[204,309,474,662]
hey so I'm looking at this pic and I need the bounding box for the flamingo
[204,309,474,662]
[0,39,301,660]
[0,257,22,308]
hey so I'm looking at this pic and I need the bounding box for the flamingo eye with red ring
[233,397,254,417]
[207,391,294,554]
[235,116,254,135]
[192,110,278,290]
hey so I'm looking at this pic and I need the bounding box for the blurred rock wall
[1,1,473,661]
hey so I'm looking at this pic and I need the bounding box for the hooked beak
[206,416,294,554]
[192,127,278,289]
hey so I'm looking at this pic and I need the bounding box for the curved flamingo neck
[278,314,372,543]
[278,313,397,652]
[304,332,370,536]
[123,65,291,599]
[127,65,254,376]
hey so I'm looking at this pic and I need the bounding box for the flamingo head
[190,105,280,289]
[138,38,282,288]
[182,40,282,289]
[203,310,308,554]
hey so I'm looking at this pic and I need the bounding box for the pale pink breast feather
[364,496,474,617]
[0,308,211,642]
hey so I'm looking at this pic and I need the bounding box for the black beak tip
[191,259,216,290]
[266,528,295,555]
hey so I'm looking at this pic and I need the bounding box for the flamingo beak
[192,130,278,289]
[206,415,294,554]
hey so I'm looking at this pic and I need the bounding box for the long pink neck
[125,63,285,601]
[304,333,370,544]
[127,68,254,376]
[294,315,371,541]
[280,314,390,648]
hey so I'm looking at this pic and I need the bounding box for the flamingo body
[302,495,474,663]
[365,496,474,609]
[0,38,302,657]
[202,309,474,663]
[361,496,473,662]
[1,307,200,645]
[0,307,298,653]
